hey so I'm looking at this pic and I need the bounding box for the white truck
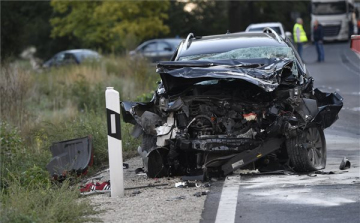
[311,0,356,41]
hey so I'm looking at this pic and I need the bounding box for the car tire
[142,134,156,152]
[286,126,326,172]
[141,134,169,178]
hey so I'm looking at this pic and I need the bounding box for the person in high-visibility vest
[293,18,308,59]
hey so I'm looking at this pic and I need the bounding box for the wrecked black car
[121,30,343,179]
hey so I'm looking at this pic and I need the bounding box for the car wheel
[286,126,326,172]
[141,134,169,178]
[142,134,156,152]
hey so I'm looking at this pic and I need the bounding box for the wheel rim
[306,128,324,168]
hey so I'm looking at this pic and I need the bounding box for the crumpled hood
[156,59,295,94]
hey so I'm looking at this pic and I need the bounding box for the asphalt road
[201,42,360,223]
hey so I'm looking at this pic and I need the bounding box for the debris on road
[80,180,111,196]
[125,183,169,190]
[131,190,141,196]
[123,163,129,169]
[339,157,351,170]
[85,156,207,223]
[166,195,186,201]
[135,167,146,176]
[193,191,209,197]
[314,170,335,174]
[175,181,205,188]
[175,182,187,188]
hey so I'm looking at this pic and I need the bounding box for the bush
[0,122,51,189]
[0,55,158,222]
[0,180,98,223]
[0,64,32,130]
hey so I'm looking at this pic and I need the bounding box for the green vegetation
[50,1,170,51]
[0,56,159,222]
[1,180,98,223]
[1,1,311,60]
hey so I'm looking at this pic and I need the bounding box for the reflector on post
[105,87,124,197]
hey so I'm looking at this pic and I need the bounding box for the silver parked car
[43,49,101,68]
[129,38,182,63]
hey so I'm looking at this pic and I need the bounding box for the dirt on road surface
[85,157,208,223]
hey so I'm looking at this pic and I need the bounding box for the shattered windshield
[178,46,295,61]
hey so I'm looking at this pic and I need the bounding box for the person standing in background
[313,20,324,62]
[352,8,358,35]
[293,18,308,59]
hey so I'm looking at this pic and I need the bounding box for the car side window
[64,53,78,64]
[158,42,171,51]
[55,53,65,62]
[142,43,157,52]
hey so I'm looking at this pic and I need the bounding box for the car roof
[60,49,98,55]
[176,32,289,58]
[137,38,182,49]
[246,22,283,29]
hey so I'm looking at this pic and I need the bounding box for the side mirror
[285,31,292,38]
[350,35,360,54]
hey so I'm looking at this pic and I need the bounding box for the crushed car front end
[121,32,343,179]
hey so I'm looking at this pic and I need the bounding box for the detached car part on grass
[121,30,343,179]
[46,136,93,180]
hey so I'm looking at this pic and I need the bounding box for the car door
[157,41,173,61]
[53,52,66,67]
[141,42,158,62]
[63,53,78,65]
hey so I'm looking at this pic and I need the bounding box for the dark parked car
[121,30,343,179]
[43,49,101,68]
[129,38,182,63]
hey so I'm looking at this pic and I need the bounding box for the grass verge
[0,55,157,222]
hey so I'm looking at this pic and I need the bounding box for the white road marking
[215,176,241,223]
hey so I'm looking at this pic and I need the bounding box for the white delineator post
[105,87,124,197]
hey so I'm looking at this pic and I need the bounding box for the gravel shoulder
[85,156,207,223]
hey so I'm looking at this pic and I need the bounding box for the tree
[228,1,311,34]
[50,0,170,52]
[165,1,229,38]
[1,1,81,61]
